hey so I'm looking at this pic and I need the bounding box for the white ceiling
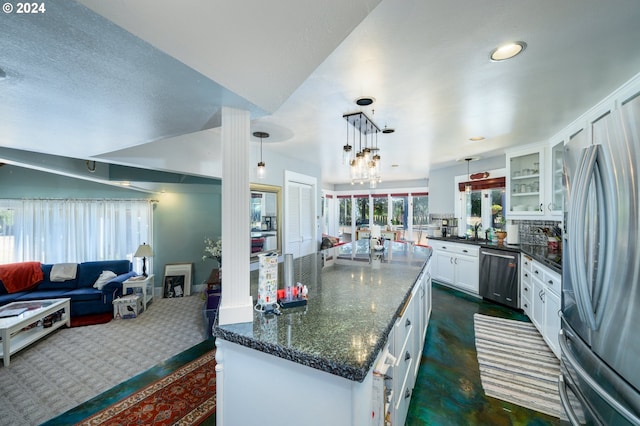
[1,0,640,186]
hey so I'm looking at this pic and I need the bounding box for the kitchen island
[214,241,432,426]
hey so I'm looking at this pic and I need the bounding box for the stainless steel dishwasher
[479,248,519,308]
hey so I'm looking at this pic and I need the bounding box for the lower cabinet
[431,241,479,295]
[376,257,432,425]
[543,288,561,357]
[531,277,545,331]
[521,253,561,358]
[392,294,415,426]
[520,255,533,316]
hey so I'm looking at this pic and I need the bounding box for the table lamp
[134,243,153,277]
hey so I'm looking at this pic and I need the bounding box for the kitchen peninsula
[214,241,432,426]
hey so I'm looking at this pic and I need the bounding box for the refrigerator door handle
[558,374,583,426]
[569,144,613,331]
[568,146,596,328]
[559,329,640,425]
[593,143,617,330]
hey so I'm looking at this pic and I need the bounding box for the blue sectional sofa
[0,260,136,317]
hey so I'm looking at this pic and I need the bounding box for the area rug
[0,296,206,426]
[473,313,562,418]
[75,350,216,425]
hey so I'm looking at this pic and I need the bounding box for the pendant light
[342,119,352,165]
[342,110,383,188]
[465,158,472,193]
[254,131,269,179]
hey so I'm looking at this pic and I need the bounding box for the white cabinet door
[544,289,561,358]
[531,278,545,331]
[433,250,454,284]
[506,146,545,217]
[454,254,479,294]
[547,140,565,216]
[432,242,479,294]
[525,259,562,359]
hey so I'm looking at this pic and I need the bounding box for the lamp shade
[134,243,153,258]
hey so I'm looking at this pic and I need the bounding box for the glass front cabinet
[506,146,545,217]
[547,139,565,216]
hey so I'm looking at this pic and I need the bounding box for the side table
[122,274,154,311]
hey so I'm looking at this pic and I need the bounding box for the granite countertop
[428,236,562,273]
[214,241,432,383]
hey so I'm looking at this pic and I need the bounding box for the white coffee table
[122,274,154,311]
[0,298,71,367]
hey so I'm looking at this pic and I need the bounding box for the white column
[218,106,253,325]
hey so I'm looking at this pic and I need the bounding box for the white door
[285,172,317,258]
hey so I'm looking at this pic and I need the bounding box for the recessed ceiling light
[391,164,399,168]
[490,41,527,61]
[469,136,485,141]
[355,96,375,106]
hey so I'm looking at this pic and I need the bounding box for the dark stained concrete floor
[406,283,561,426]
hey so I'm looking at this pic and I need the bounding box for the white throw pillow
[93,270,117,290]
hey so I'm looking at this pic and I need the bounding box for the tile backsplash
[513,220,562,246]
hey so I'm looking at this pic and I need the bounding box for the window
[338,197,351,227]
[0,199,152,264]
[457,175,506,238]
[321,195,330,236]
[461,186,505,237]
[465,190,483,234]
[489,189,506,230]
[355,196,369,227]
[338,196,352,241]
[331,190,429,245]
[390,196,407,228]
[0,207,15,264]
[412,194,429,245]
[372,196,387,226]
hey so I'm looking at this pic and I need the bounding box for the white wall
[428,155,505,215]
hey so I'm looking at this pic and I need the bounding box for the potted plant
[495,229,507,244]
[202,236,222,266]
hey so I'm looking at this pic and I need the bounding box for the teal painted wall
[0,165,221,291]
[153,190,221,289]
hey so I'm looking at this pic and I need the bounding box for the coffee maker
[441,218,458,238]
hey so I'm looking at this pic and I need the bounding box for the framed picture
[163,262,193,297]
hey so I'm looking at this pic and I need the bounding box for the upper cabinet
[506,140,567,220]
[506,73,640,222]
[506,146,545,217]
[547,140,565,216]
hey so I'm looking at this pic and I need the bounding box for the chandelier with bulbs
[342,111,382,188]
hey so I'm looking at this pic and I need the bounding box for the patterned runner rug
[75,350,216,425]
[473,313,562,418]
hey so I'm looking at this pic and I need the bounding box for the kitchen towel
[506,223,519,244]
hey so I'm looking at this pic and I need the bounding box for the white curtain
[1,199,152,264]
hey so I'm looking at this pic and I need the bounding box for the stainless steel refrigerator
[560,85,640,425]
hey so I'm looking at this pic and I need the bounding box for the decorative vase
[496,231,507,245]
